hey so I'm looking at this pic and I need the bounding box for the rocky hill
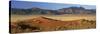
[11,7,96,15]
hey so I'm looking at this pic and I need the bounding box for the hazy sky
[10,0,96,5]
[11,1,96,10]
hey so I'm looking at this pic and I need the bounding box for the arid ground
[11,14,96,22]
[10,14,96,33]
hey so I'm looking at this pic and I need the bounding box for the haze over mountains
[11,7,96,15]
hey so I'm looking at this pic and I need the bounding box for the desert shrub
[80,19,89,23]
[11,21,42,33]
[79,19,96,28]
[55,26,68,30]
[89,20,96,24]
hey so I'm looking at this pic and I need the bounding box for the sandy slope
[10,16,96,33]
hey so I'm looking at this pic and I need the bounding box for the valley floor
[11,14,96,22]
[10,14,96,33]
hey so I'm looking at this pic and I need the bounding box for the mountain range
[11,7,96,15]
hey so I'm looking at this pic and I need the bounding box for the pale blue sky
[11,1,96,10]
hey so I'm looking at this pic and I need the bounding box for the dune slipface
[9,0,96,33]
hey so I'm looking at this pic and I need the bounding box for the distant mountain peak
[31,7,41,10]
[69,7,85,9]
[11,6,96,15]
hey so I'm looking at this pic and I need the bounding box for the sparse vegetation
[10,1,96,33]
[10,17,96,33]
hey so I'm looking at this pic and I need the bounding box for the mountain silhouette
[11,7,96,15]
